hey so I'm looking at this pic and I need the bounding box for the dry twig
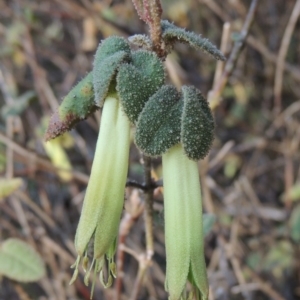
[274,0,300,113]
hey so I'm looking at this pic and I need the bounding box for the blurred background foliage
[0,0,300,299]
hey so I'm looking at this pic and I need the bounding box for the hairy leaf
[94,36,131,63]
[45,72,96,141]
[117,50,165,124]
[93,36,131,106]
[181,86,214,160]
[93,51,130,106]
[161,20,226,61]
[135,85,182,156]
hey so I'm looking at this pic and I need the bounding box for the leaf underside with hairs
[45,36,132,141]
[117,50,165,124]
[135,85,182,156]
[45,72,97,141]
[161,20,226,61]
[181,86,215,160]
[93,36,132,107]
[93,51,130,107]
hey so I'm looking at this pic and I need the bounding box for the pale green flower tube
[163,144,208,300]
[70,93,130,289]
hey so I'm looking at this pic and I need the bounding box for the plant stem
[131,0,166,58]
[143,155,154,259]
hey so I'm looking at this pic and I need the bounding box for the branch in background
[115,190,144,300]
[202,0,300,84]
[274,0,300,114]
[142,155,154,260]
[0,131,89,184]
[208,0,259,110]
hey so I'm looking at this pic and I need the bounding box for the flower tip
[69,255,81,285]
[69,268,79,286]
[100,270,113,288]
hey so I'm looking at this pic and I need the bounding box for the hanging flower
[70,92,131,295]
[163,144,208,300]
[135,85,215,300]
[68,35,165,296]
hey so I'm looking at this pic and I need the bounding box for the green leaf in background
[0,238,46,282]
[1,91,36,119]
[246,252,263,271]
[281,183,300,203]
[223,154,242,179]
[0,143,7,173]
[0,177,23,200]
[43,138,73,182]
[289,204,300,243]
[262,240,294,279]
[203,213,216,237]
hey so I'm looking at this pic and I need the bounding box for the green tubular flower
[70,92,130,292]
[163,144,208,300]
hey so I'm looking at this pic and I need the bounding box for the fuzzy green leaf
[135,85,182,156]
[117,50,165,124]
[161,20,226,61]
[94,36,131,63]
[93,36,131,106]
[1,91,36,119]
[0,177,23,200]
[181,86,214,160]
[45,72,97,141]
[0,239,46,282]
[93,51,130,106]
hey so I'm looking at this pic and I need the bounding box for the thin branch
[274,0,300,113]
[143,155,154,260]
[129,259,148,300]
[126,179,162,191]
[115,190,144,300]
[202,0,300,84]
[211,22,231,90]
[208,0,259,110]
[21,26,58,112]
